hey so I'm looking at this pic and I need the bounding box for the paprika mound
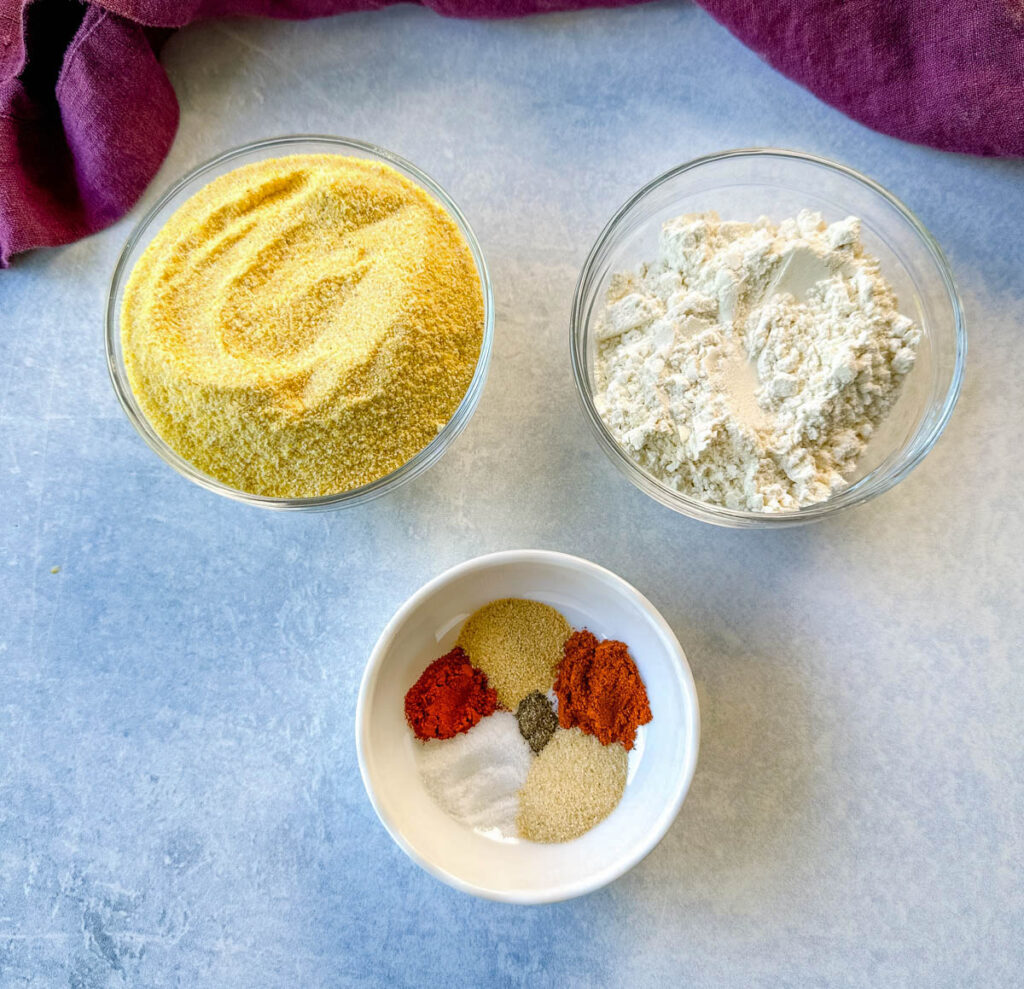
[404,647,497,741]
[554,630,652,750]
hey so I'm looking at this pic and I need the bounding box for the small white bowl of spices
[106,135,493,509]
[356,550,700,904]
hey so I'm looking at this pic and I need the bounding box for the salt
[413,711,533,838]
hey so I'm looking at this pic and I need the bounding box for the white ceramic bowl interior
[356,550,700,903]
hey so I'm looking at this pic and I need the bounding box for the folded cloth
[699,0,1024,157]
[1,0,1022,267]
[1,2,178,268]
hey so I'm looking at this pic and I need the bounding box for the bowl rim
[354,549,701,904]
[570,146,967,528]
[105,134,494,511]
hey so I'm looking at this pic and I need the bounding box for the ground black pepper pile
[515,692,558,754]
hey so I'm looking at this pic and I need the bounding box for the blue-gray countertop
[2,3,1022,985]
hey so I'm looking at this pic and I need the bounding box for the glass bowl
[570,148,966,528]
[106,135,494,511]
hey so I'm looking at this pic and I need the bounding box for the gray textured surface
[2,2,1023,986]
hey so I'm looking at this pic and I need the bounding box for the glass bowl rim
[570,146,967,528]
[105,134,495,511]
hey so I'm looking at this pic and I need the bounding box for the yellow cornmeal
[121,154,484,497]
[457,598,572,709]
[517,728,628,842]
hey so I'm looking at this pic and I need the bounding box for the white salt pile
[414,711,533,838]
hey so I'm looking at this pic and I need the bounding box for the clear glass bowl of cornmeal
[106,136,493,509]
[570,148,966,528]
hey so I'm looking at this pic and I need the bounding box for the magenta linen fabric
[1,0,1022,267]
[700,0,1024,158]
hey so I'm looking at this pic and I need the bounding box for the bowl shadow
[636,642,824,915]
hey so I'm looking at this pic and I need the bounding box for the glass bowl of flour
[571,148,965,528]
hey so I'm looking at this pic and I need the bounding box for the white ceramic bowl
[356,550,700,903]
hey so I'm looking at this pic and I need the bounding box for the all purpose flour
[593,210,921,511]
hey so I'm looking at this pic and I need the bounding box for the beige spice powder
[516,727,628,842]
[120,153,483,497]
[456,598,571,710]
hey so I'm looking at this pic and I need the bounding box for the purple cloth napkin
[2,0,1022,267]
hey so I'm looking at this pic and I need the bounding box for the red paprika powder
[554,630,652,750]
[404,647,498,741]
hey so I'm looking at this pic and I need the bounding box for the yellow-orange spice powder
[120,154,483,497]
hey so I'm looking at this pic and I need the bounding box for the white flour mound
[414,711,532,838]
[593,210,921,512]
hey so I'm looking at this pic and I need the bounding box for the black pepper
[515,691,558,754]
